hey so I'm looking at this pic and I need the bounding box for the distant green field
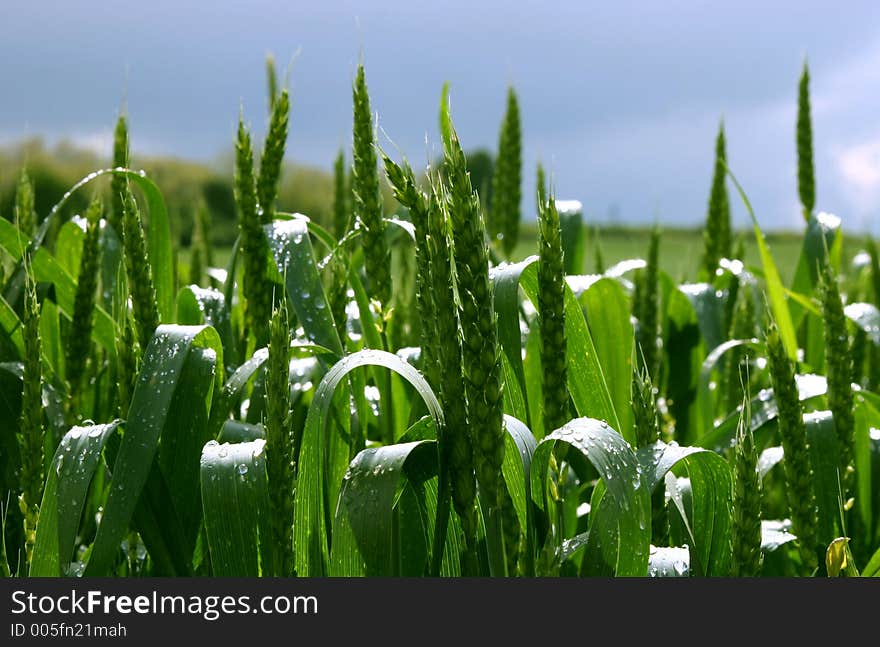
[183,224,844,288]
[512,225,811,285]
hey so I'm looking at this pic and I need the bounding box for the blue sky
[3,1,880,231]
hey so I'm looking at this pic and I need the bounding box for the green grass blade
[790,212,841,328]
[638,441,734,576]
[531,417,650,576]
[30,422,121,576]
[218,420,265,443]
[727,169,798,360]
[39,301,64,382]
[55,219,85,279]
[199,439,272,576]
[177,285,238,372]
[330,440,436,576]
[696,338,762,433]
[520,265,622,437]
[582,277,634,441]
[265,218,343,358]
[295,349,445,576]
[491,255,538,419]
[501,415,537,576]
[699,374,828,452]
[805,410,843,562]
[347,259,384,350]
[84,324,223,575]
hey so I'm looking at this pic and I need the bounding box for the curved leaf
[329,440,435,576]
[637,440,732,576]
[295,349,445,576]
[265,218,343,358]
[491,256,537,421]
[84,324,223,575]
[696,338,762,434]
[727,169,798,360]
[501,415,537,575]
[530,417,649,576]
[582,278,634,441]
[699,374,828,452]
[520,265,622,438]
[177,285,238,371]
[30,421,122,576]
[199,439,272,576]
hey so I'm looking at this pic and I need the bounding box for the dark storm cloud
[2,1,880,230]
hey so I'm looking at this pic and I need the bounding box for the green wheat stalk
[730,390,763,577]
[110,113,129,237]
[266,53,278,113]
[725,284,756,411]
[490,87,522,257]
[797,62,815,220]
[257,89,290,224]
[121,185,160,351]
[537,170,569,433]
[117,313,139,417]
[66,198,104,402]
[333,149,351,240]
[18,267,43,566]
[820,261,855,491]
[765,322,819,573]
[440,103,505,515]
[235,118,273,346]
[352,64,391,309]
[266,306,295,576]
[427,177,477,553]
[633,358,660,448]
[702,122,731,276]
[383,153,440,387]
[14,169,36,238]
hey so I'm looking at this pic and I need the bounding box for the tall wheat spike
[352,64,391,308]
[820,261,854,491]
[490,87,522,257]
[110,114,129,237]
[235,118,272,345]
[14,169,36,238]
[702,122,731,276]
[536,170,569,433]
[66,198,104,402]
[440,100,505,511]
[257,89,290,224]
[766,322,819,573]
[18,268,43,566]
[121,186,160,351]
[266,306,294,575]
[797,62,815,220]
[730,392,763,577]
[383,153,439,387]
[427,177,477,550]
